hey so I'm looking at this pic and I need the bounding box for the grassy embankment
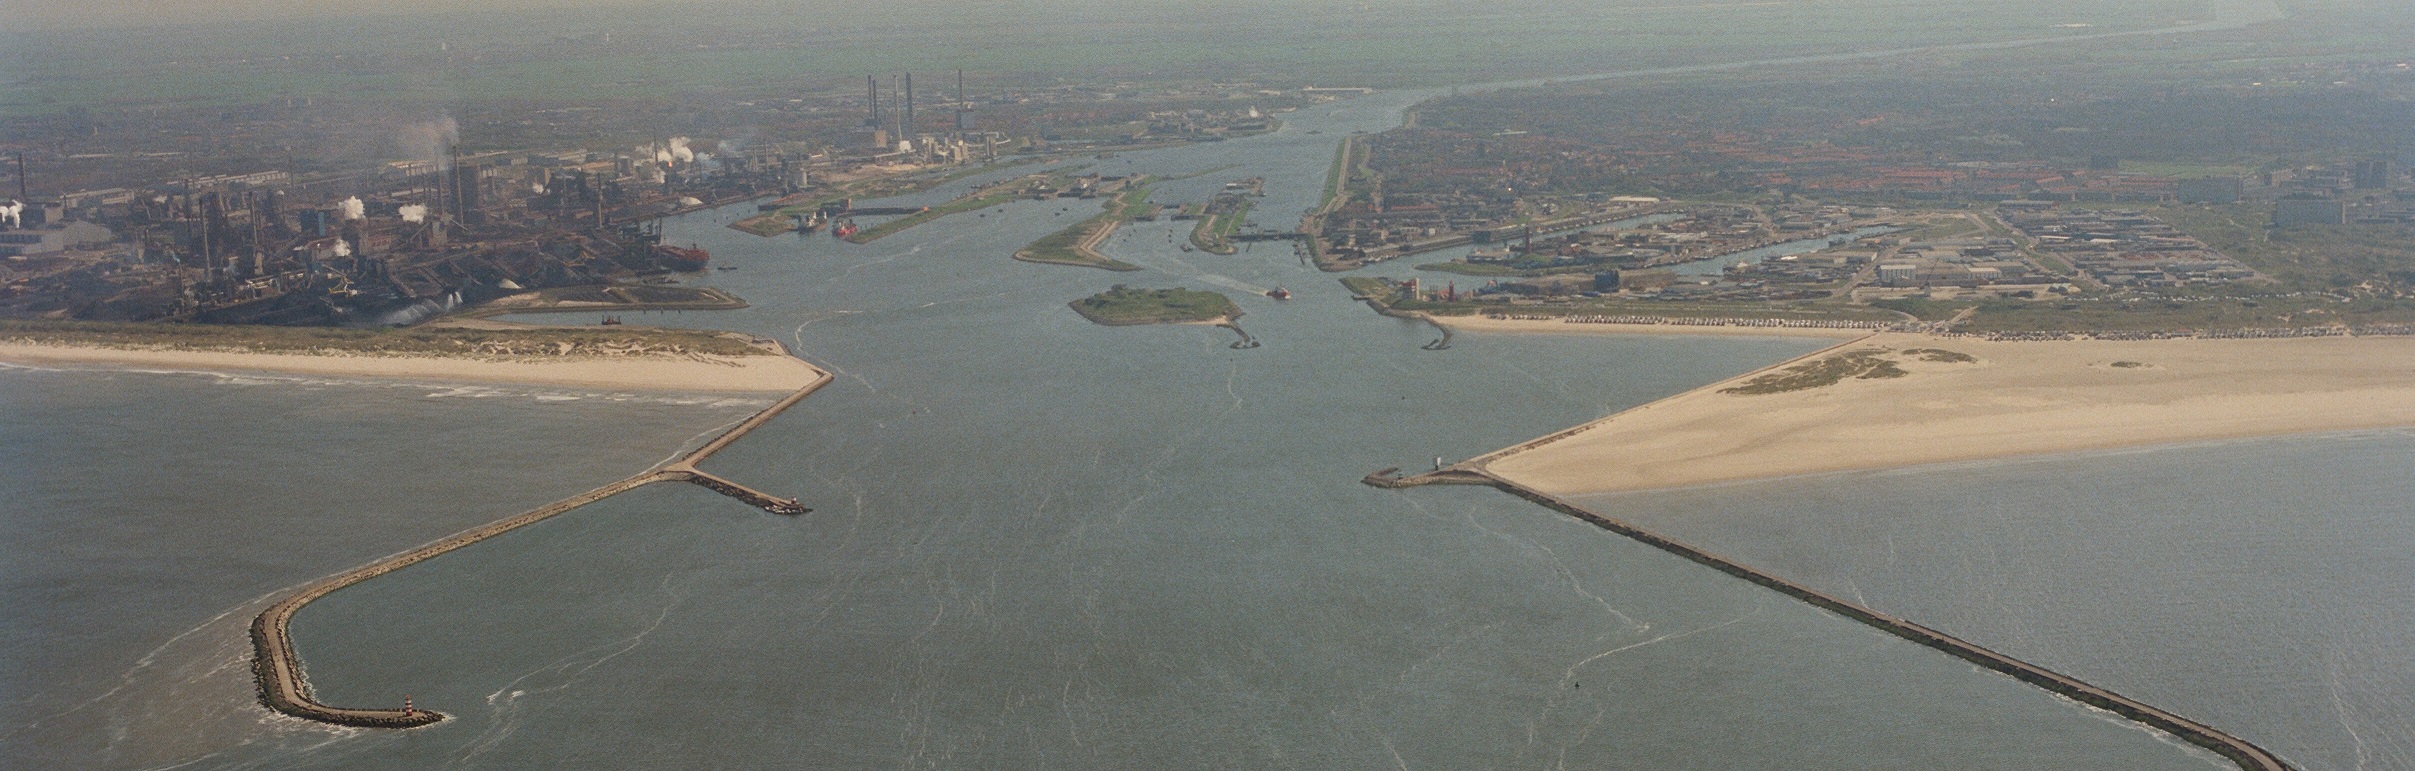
[1015,182,1153,271]
[730,157,1059,237]
[1306,136,1370,268]
[1067,286,1240,326]
[1720,349,1907,394]
[0,319,768,358]
[456,285,746,318]
[1187,199,1253,254]
[1341,276,1903,323]
[730,214,799,237]
[846,171,1081,243]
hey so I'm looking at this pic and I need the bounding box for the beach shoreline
[1473,333,2415,496]
[0,341,825,393]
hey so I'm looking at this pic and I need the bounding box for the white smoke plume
[0,200,21,229]
[337,196,366,220]
[398,116,461,172]
[399,204,428,223]
[668,137,694,163]
[333,240,353,257]
[531,183,547,195]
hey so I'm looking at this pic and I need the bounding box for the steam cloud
[398,116,461,172]
[399,204,428,223]
[337,196,366,220]
[651,136,695,165]
[332,240,352,257]
[0,201,20,229]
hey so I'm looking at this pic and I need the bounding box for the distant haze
[0,0,2216,32]
[1,0,646,30]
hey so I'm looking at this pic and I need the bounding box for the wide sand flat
[1484,333,2415,496]
[1442,314,1878,339]
[0,342,824,393]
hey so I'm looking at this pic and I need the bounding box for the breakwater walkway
[1363,464,2293,771]
[250,361,835,728]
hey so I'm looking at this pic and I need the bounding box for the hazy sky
[0,0,653,29]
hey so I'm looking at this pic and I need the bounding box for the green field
[2148,203,2415,292]
[849,171,1080,243]
[1067,286,1239,325]
[1187,199,1252,254]
[1344,277,1905,322]
[1722,349,1907,395]
[1014,183,1153,271]
[730,214,797,237]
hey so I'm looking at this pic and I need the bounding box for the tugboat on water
[831,219,860,239]
[1266,286,1291,300]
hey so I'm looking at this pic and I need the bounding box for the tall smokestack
[866,75,880,127]
[956,69,972,132]
[904,72,914,138]
[14,151,25,203]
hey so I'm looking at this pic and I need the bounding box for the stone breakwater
[250,364,833,728]
[1363,465,2295,771]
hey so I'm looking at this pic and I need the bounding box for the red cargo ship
[654,243,710,271]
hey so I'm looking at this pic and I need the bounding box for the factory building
[2274,195,2348,227]
[0,220,114,257]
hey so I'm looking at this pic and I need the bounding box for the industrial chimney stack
[956,69,972,132]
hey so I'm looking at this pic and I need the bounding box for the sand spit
[1480,333,2415,496]
[0,342,823,393]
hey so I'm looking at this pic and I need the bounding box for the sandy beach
[1440,314,1880,339]
[1482,333,2415,496]
[0,342,825,393]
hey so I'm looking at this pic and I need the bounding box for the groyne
[1218,321,1262,349]
[1352,292,1455,351]
[1363,464,2293,771]
[250,360,835,728]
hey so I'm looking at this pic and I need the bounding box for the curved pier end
[250,362,835,728]
[1217,321,1262,349]
[1376,464,2293,771]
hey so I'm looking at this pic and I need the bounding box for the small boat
[716,265,739,271]
[1267,287,1291,300]
[600,315,623,325]
[832,219,860,239]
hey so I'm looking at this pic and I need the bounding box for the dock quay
[250,358,834,728]
[1362,465,2292,771]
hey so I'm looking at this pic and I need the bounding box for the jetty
[1363,463,2293,771]
[250,356,835,728]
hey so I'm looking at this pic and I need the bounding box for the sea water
[0,91,2279,769]
[1576,429,2415,771]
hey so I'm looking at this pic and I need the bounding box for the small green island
[1068,286,1241,326]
